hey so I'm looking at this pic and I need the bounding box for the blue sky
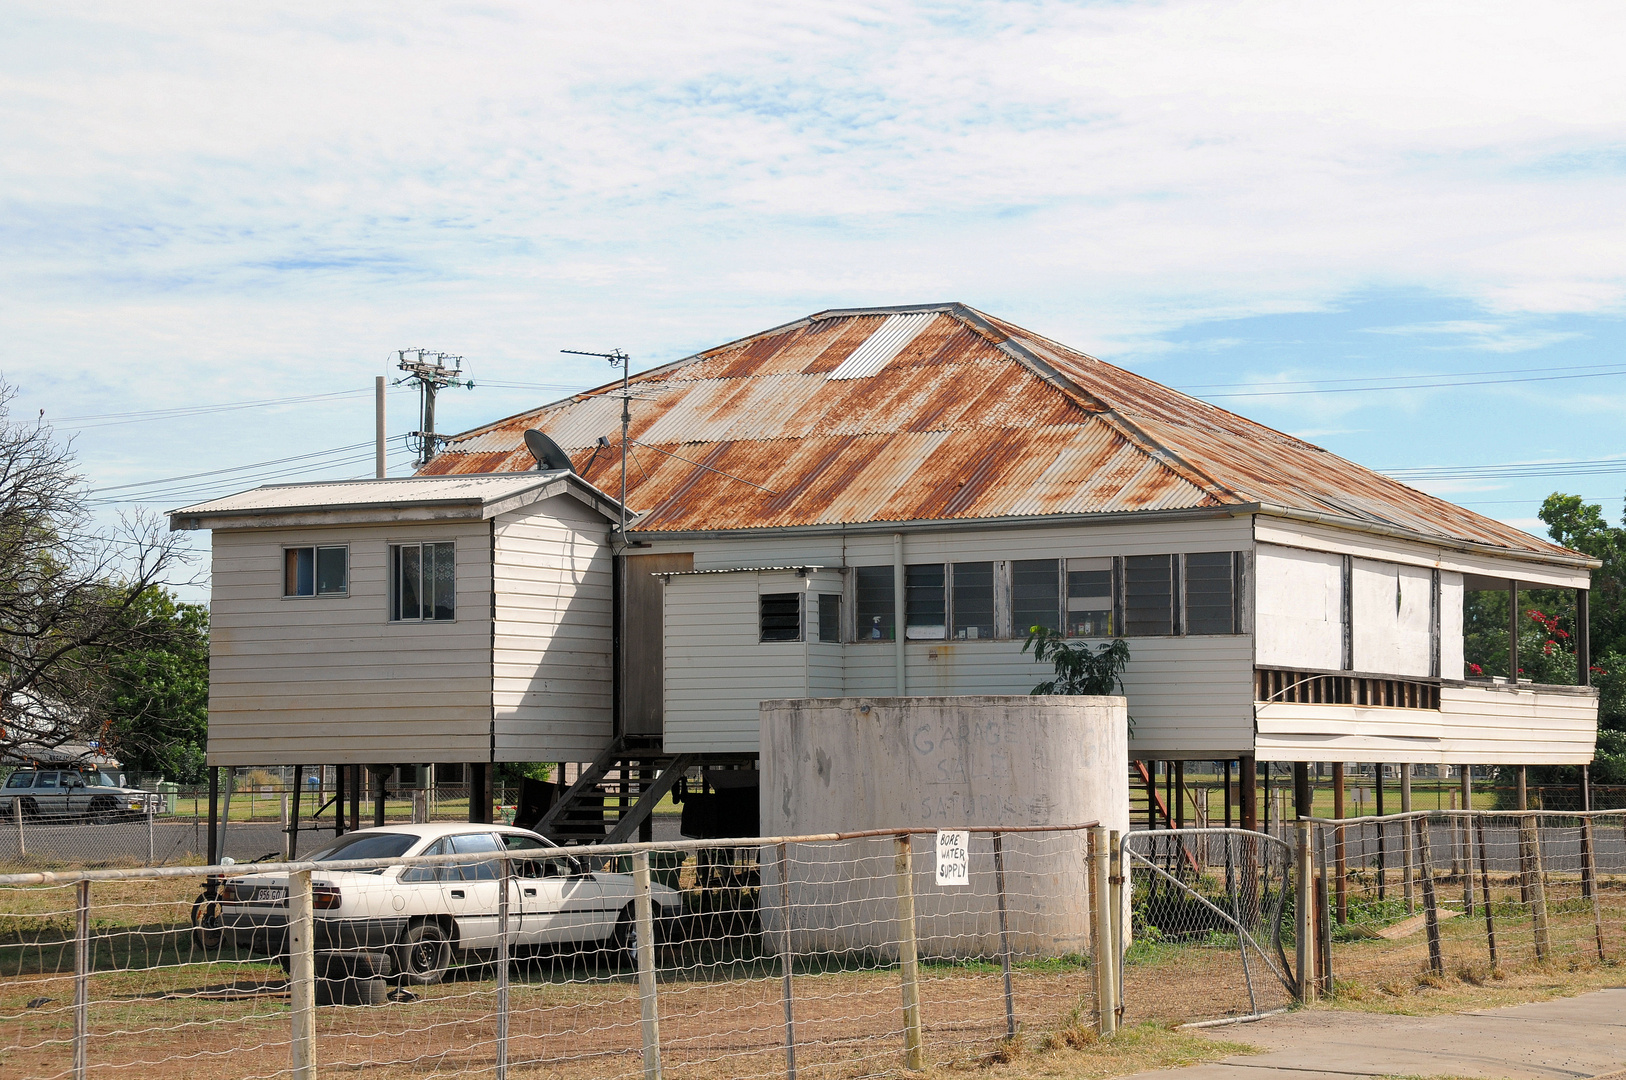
[3,1,1625,595]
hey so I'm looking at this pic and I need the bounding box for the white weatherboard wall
[207,520,493,766]
[491,495,614,760]
[760,696,1128,958]
[663,569,846,753]
[1255,683,1597,764]
[651,514,1256,758]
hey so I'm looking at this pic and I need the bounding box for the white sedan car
[217,822,682,984]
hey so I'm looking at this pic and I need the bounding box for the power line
[88,440,415,506]
[90,442,376,494]
[1191,367,1626,400]
[44,388,410,429]
[1175,359,1626,393]
[1383,454,1626,482]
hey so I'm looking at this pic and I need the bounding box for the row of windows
[281,543,455,622]
[758,553,1242,643]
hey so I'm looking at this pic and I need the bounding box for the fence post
[1519,815,1551,960]
[1582,816,1606,962]
[147,808,155,865]
[288,867,315,1080]
[1415,816,1444,977]
[74,879,89,1080]
[15,795,24,858]
[1316,825,1333,993]
[1109,829,1125,1028]
[1475,813,1499,968]
[1089,825,1116,1034]
[1400,768,1415,913]
[991,833,1016,1042]
[497,854,510,1080]
[776,842,798,1080]
[632,850,663,1080]
[894,834,925,1070]
[1294,819,1316,1002]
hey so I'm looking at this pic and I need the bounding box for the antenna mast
[395,349,474,466]
[562,348,630,537]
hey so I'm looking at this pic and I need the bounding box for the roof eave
[627,501,1596,571]
[1249,503,1600,572]
[169,472,626,533]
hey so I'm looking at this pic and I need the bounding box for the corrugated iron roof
[417,303,1580,561]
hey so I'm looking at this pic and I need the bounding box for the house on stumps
[174,302,1599,841]
[417,303,1599,828]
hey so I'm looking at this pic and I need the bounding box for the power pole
[395,349,474,467]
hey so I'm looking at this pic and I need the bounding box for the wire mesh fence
[0,823,1109,1080]
[0,807,198,870]
[1311,809,1626,994]
[1120,828,1297,1026]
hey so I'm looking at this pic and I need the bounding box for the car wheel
[88,796,119,824]
[191,894,224,952]
[396,922,451,986]
[610,905,640,971]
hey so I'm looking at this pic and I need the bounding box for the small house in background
[169,472,624,817]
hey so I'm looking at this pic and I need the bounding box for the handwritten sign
[935,830,969,887]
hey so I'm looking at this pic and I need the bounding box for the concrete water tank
[759,695,1128,959]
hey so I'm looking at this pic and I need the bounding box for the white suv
[0,769,163,821]
[217,822,683,984]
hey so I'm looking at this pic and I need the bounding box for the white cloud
[3,0,1626,548]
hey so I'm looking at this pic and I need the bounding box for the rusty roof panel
[418,304,1578,559]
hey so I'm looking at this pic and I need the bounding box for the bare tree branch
[0,379,192,762]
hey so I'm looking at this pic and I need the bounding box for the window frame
[950,561,996,641]
[1182,551,1241,636]
[854,565,896,643]
[282,544,350,599]
[759,591,804,643]
[904,563,947,641]
[817,593,843,644]
[1065,556,1115,638]
[389,540,458,622]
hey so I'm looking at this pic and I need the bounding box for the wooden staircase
[537,737,698,845]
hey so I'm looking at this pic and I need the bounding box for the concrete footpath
[1122,988,1626,1080]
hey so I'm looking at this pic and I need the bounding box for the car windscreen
[4,774,32,789]
[302,833,419,863]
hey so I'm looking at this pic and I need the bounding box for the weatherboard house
[172,303,1599,838]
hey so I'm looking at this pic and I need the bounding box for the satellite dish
[524,429,575,472]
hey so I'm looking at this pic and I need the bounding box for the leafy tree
[102,588,209,784]
[1022,625,1133,730]
[0,379,189,764]
[1467,492,1626,793]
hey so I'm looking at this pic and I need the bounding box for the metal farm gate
[1120,828,1298,1025]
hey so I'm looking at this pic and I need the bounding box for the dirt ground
[2,873,1622,1080]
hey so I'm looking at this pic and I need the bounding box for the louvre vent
[827,312,937,380]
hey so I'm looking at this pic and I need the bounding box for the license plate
[254,887,286,903]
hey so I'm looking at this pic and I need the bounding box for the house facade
[421,304,1599,786]
[177,302,1600,836]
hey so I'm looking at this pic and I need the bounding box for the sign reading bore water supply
[935,830,969,886]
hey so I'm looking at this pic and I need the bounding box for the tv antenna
[562,348,631,537]
[395,349,474,466]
